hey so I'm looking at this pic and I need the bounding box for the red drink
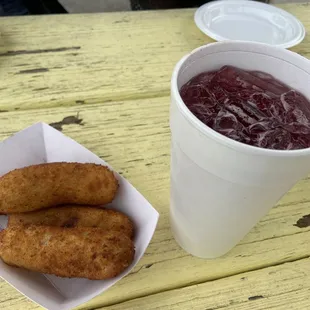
[180,65,310,150]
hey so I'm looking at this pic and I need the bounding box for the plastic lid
[194,0,305,49]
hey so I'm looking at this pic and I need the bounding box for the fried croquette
[0,225,134,280]
[0,162,118,213]
[8,206,134,239]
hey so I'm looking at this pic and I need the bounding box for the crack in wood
[240,230,305,246]
[0,46,80,57]
[248,295,264,301]
[17,68,49,74]
[32,87,49,91]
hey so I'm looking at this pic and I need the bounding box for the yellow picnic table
[0,3,310,310]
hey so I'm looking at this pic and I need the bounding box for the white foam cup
[170,41,310,258]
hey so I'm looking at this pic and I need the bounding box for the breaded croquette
[8,206,134,239]
[0,225,134,280]
[0,162,118,213]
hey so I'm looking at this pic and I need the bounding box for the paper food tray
[0,122,159,310]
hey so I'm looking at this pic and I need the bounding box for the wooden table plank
[1,3,310,309]
[0,284,41,310]
[0,3,309,111]
[0,10,201,111]
[0,100,309,309]
[102,258,310,310]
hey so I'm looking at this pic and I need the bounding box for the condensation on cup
[170,41,310,258]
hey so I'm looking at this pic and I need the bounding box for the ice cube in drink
[180,65,310,150]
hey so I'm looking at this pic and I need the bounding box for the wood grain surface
[0,3,309,310]
[103,258,310,310]
[0,3,308,112]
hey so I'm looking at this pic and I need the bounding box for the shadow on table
[130,0,269,10]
